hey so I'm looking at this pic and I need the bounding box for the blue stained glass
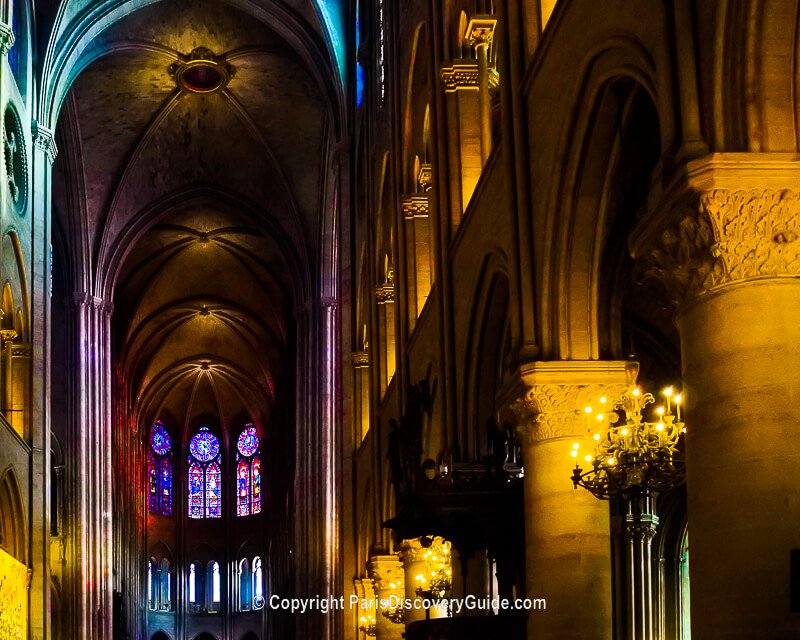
[148,454,159,513]
[160,458,173,516]
[206,462,221,518]
[237,426,259,457]
[188,462,204,518]
[150,422,172,455]
[190,427,219,462]
[237,460,250,517]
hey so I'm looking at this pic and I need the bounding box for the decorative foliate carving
[3,106,26,213]
[368,556,404,592]
[401,194,429,220]
[0,24,13,56]
[511,382,628,445]
[32,121,58,163]
[417,164,433,192]
[441,62,479,92]
[352,351,369,368]
[636,189,800,307]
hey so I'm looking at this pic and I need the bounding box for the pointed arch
[0,469,25,561]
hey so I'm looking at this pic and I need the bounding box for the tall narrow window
[239,558,252,612]
[188,426,222,519]
[207,561,221,613]
[148,560,157,610]
[188,562,201,613]
[680,530,691,639]
[355,0,365,107]
[159,559,171,611]
[377,0,386,102]
[236,425,261,517]
[148,422,173,516]
[253,556,264,610]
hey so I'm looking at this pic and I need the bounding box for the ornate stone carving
[635,189,800,306]
[511,382,628,445]
[401,194,429,220]
[417,163,433,192]
[0,548,27,640]
[441,62,479,92]
[375,283,395,304]
[352,350,369,368]
[0,23,14,56]
[32,121,58,163]
[368,555,404,592]
[466,17,497,46]
[4,106,27,212]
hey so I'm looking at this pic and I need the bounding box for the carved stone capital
[441,61,479,92]
[32,121,58,163]
[466,16,497,46]
[635,188,800,305]
[352,350,369,368]
[631,155,800,307]
[503,361,630,446]
[10,343,31,358]
[375,283,395,304]
[354,577,376,602]
[401,194,429,220]
[368,555,404,593]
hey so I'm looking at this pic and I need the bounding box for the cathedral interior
[0,0,799,639]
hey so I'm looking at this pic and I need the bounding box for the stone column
[369,555,404,640]
[398,539,427,625]
[629,155,800,638]
[509,361,628,640]
[467,17,497,168]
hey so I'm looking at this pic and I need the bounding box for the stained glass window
[188,427,222,519]
[160,458,172,516]
[237,460,250,517]
[252,456,262,515]
[188,463,204,519]
[206,462,221,519]
[148,422,173,516]
[159,559,171,610]
[237,426,259,457]
[148,561,156,610]
[190,427,220,462]
[188,563,197,604]
[236,425,261,517]
[148,454,159,513]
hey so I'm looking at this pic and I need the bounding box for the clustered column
[630,159,800,638]
[510,362,628,640]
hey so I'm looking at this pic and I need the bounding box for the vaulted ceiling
[50,0,339,436]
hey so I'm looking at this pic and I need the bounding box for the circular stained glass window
[237,425,259,458]
[150,422,172,455]
[190,427,220,462]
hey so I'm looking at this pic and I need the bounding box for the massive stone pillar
[509,361,627,640]
[630,155,800,639]
[69,293,114,640]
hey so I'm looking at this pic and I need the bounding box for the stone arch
[462,253,511,461]
[541,39,665,360]
[0,468,26,561]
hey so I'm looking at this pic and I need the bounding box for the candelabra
[414,540,453,618]
[570,361,686,499]
[569,361,687,640]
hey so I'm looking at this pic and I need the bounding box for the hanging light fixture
[570,361,686,499]
[357,614,377,636]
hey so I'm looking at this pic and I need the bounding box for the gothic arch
[0,468,25,561]
[540,38,665,360]
[462,253,510,461]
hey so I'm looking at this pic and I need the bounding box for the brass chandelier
[570,362,686,499]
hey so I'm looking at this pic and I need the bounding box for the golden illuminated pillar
[441,62,480,226]
[509,362,628,640]
[369,555,405,640]
[352,350,370,443]
[630,156,800,638]
[376,273,396,395]
[467,17,497,167]
[401,194,432,321]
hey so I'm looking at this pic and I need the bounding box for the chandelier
[414,540,452,601]
[570,362,686,499]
